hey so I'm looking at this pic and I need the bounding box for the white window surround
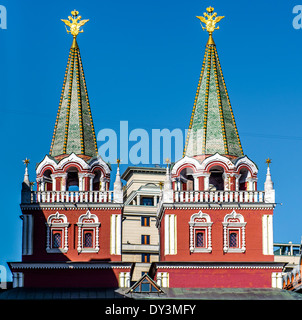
[157,272,169,288]
[189,211,213,253]
[46,212,69,253]
[77,210,100,253]
[223,210,246,253]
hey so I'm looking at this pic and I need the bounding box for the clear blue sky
[1,0,302,275]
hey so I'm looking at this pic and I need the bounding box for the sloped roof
[49,39,98,159]
[184,35,243,158]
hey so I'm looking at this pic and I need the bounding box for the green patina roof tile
[184,38,243,158]
[50,40,98,158]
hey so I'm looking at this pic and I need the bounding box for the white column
[170,215,175,254]
[111,214,122,255]
[267,215,274,255]
[116,214,121,255]
[22,215,28,255]
[164,215,170,255]
[164,215,177,255]
[262,214,274,255]
[119,272,125,288]
[27,215,33,255]
[125,272,131,288]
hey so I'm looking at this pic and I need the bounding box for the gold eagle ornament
[196,6,224,35]
[61,10,89,38]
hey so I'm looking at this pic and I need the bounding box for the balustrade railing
[173,190,265,203]
[30,190,114,203]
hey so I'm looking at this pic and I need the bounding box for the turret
[21,158,31,204]
[113,159,123,203]
[264,158,275,203]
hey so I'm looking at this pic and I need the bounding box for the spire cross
[116,159,121,168]
[61,10,89,39]
[165,158,170,167]
[23,158,30,168]
[266,158,272,167]
[196,6,225,36]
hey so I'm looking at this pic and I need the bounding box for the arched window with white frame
[223,210,246,253]
[189,211,213,253]
[77,210,100,253]
[46,212,69,253]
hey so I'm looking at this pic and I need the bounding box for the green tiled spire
[184,36,243,159]
[49,38,98,159]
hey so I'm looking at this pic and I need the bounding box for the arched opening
[179,167,194,191]
[93,170,103,191]
[209,166,224,191]
[239,168,249,191]
[43,169,53,191]
[66,167,79,191]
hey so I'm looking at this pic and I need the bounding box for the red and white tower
[153,7,283,289]
[9,10,131,289]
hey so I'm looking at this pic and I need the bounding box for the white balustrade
[173,190,265,203]
[31,191,114,203]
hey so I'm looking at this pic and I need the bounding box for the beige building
[121,167,166,281]
[274,242,301,272]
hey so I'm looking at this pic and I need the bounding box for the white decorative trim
[46,212,69,253]
[9,262,132,269]
[189,211,213,253]
[157,272,169,288]
[110,214,122,255]
[89,156,111,175]
[36,153,110,178]
[119,272,131,288]
[22,215,33,255]
[262,214,273,255]
[155,265,282,269]
[77,210,100,253]
[172,156,202,175]
[222,210,246,253]
[164,214,177,255]
[201,153,235,171]
[234,156,258,175]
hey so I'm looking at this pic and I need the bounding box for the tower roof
[50,11,98,160]
[184,7,243,160]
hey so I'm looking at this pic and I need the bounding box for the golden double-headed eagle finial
[196,6,224,42]
[61,10,89,38]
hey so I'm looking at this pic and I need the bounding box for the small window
[142,253,150,263]
[141,217,150,227]
[52,232,61,248]
[141,235,150,245]
[196,231,205,248]
[142,197,153,206]
[84,231,93,248]
[229,232,238,248]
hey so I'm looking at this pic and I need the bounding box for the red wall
[22,208,122,262]
[22,268,129,288]
[157,267,277,288]
[160,208,274,262]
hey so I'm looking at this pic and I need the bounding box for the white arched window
[77,210,100,253]
[189,211,213,253]
[223,210,246,253]
[46,212,69,253]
